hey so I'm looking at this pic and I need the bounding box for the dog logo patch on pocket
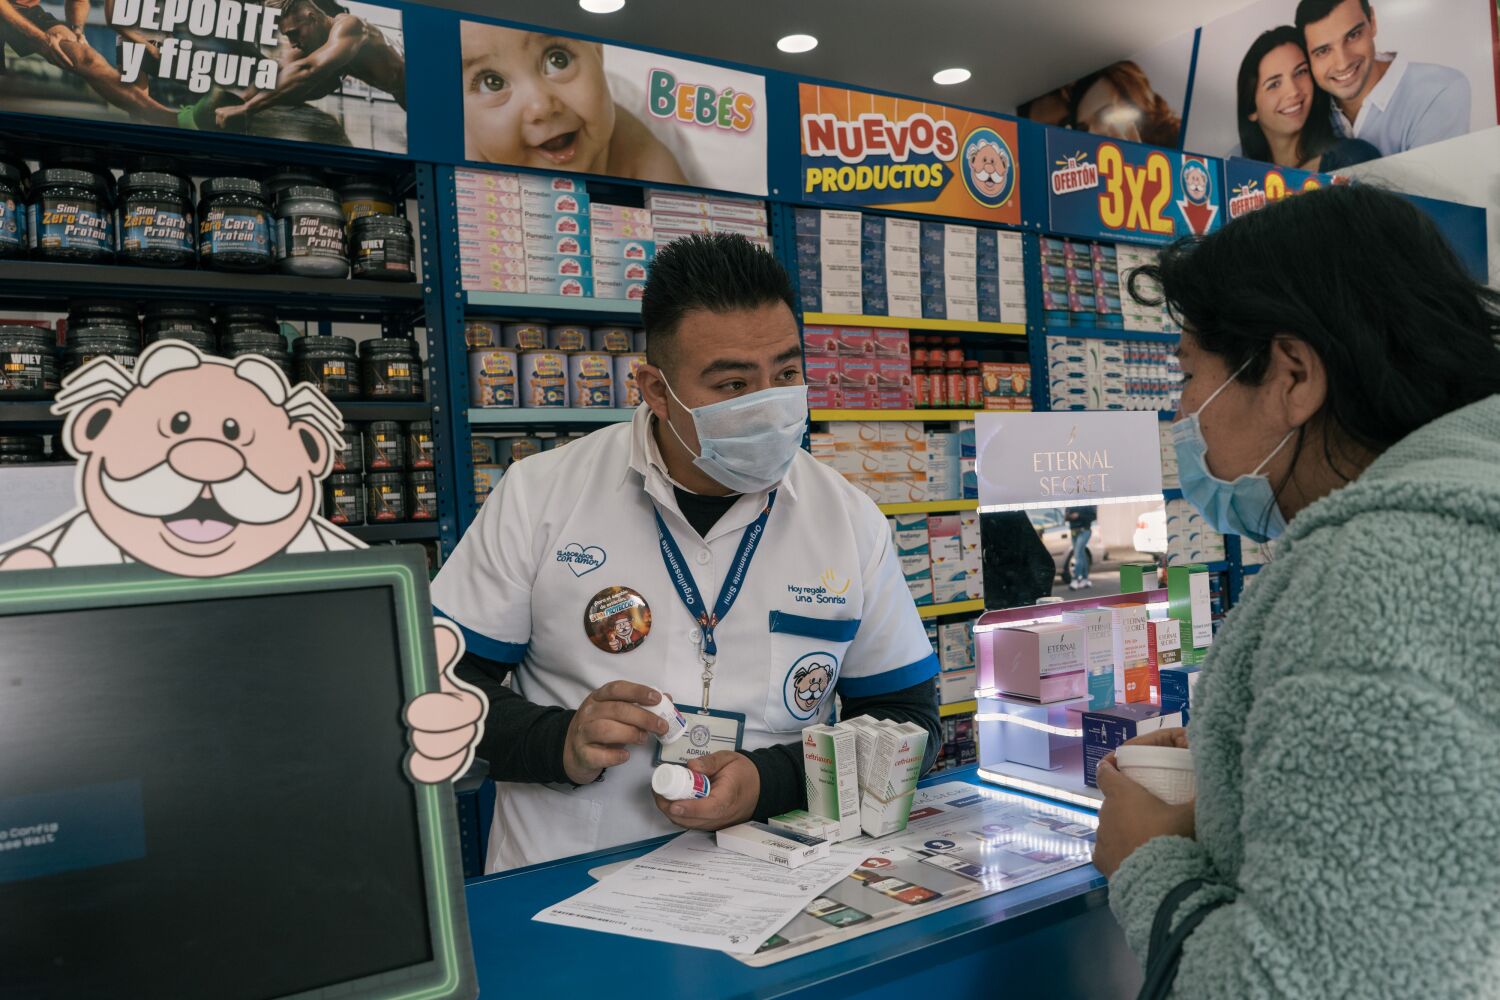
[783,653,839,721]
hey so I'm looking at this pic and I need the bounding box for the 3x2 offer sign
[1223,157,1340,221]
[1046,129,1224,245]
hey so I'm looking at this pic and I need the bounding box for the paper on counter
[535,831,867,953]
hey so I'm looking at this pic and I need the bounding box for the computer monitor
[0,547,477,1000]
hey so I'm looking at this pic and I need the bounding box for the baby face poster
[458,21,768,195]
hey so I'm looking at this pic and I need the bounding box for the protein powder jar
[28,167,113,262]
[117,171,195,267]
[324,472,365,525]
[339,175,396,224]
[274,185,349,278]
[408,470,437,521]
[65,324,139,376]
[359,337,423,400]
[291,335,359,399]
[68,299,140,339]
[0,434,46,464]
[0,326,58,399]
[405,420,434,470]
[221,329,291,379]
[366,471,406,522]
[332,424,363,473]
[198,177,272,272]
[363,420,405,471]
[215,304,277,337]
[0,161,25,258]
[143,302,215,352]
[266,166,328,201]
[349,214,415,282]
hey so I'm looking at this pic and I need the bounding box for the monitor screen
[0,554,473,1000]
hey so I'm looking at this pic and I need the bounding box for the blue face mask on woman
[662,379,809,494]
[1172,357,1296,543]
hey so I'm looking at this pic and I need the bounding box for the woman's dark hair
[1236,26,1340,166]
[1129,184,1500,481]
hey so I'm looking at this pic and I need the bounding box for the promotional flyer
[1224,156,1339,220]
[458,21,768,195]
[797,83,1021,226]
[1046,129,1223,244]
[0,0,408,150]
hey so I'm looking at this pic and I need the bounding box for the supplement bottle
[274,185,349,278]
[366,471,406,522]
[0,434,46,464]
[0,326,59,399]
[339,175,396,224]
[651,764,710,801]
[332,424,364,474]
[359,336,423,399]
[65,324,139,376]
[68,299,139,337]
[28,167,113,262]
[324,473,365,525]
[350,213,416,281]
[363,420,405,471]
[408,469,437,521]
[291,335,359,399]
[198,177,272,272]
[117,171,195,267]
[406,420,434,470]
[0,160,26,258]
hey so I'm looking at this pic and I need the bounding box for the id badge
[653,708,746,765]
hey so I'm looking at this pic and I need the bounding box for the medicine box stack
[1048,335,1176,412]
[861,214,923,319]
[984,228,1029,325]
[886,514,984,607]
[960,421,977,500]
[855,720,930,837]
[1040,236,1118,326]
[1165,497,1227,566]
[590,202,653,301]
[802,724,861,841]
[1117,244,1183,333]
[455,168,526,294]
[935,618,977,705]
[920,222,978,322]
[647,189,771,253]
[932,713,977,773]
[802,326,913,409]
[521,176,593,297]
[1159,421,1180,487]
[810,421,926,504]
[795,208,863,314]
[980,360,1034,411]
[716,821,831,870]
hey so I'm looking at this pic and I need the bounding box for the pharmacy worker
[433,234,941,872]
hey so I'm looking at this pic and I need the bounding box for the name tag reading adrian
[654,709,745,765]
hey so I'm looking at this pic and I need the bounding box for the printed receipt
[534,831,867,953]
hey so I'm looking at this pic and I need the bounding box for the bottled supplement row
[323,421,436,525]
[0,155,413,280]
[467,321,646,410]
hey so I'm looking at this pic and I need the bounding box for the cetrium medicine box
[803,724,861,842]
[988,622,1087,703]
[860,721,929,837]
[768,809,843,842]
[716,821,831,870]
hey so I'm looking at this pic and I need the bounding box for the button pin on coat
[584,585,652,654]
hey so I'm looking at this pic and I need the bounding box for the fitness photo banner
[1046,129,1223,244]
[458,21,768,195]
[0,0,408,151]
[1223,156,1339,220]
[797,83,1021,226]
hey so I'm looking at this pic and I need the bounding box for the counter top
[462,768,1143,999]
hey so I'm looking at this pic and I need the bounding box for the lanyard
[653,489,777,711]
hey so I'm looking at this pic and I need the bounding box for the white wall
[1341,124,1500,287]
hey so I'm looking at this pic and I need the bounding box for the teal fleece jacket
[1110,394,1500,997]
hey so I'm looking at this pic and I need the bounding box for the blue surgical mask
[1172,358,1295,543]
[663,379,809,494]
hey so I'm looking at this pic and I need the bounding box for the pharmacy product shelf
[802,313,1025,336]
[469,408,635,425]
[347,522,441,543]
[878,500,979,515]
[919,599,985,620]
[463,292,641,323]
[1040,323,1180,344]
[811,409,974,422]
[940,700,978,718]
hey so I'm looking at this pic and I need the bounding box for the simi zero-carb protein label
[200,207,271,258]
[122,204,192,254]
[29,198,110,252]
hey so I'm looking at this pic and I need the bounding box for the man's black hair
[641,233,796,371]
[1295,0,1372,33]
[1128,184,1500,519]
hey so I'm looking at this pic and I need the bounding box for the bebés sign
[976,411,1163,512]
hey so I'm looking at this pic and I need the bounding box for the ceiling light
[932,67,971,85]
[578,0,625,12]
[777,34,818,54]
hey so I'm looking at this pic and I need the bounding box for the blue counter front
[462,768,1144,999]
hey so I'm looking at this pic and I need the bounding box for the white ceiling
[432,0,1258,112]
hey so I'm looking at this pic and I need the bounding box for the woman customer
[1236,26,1379,170]
[1093,183,1500,997]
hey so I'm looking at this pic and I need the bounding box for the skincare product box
[1062,608,1117,711]
[983,622,1087,703]
[1159,664,1201,724]
[1110,604,1150,699]
[1168,565,1214,663]
[1082,703,1183,787]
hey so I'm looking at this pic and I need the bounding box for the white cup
[1115,745,1196,804]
